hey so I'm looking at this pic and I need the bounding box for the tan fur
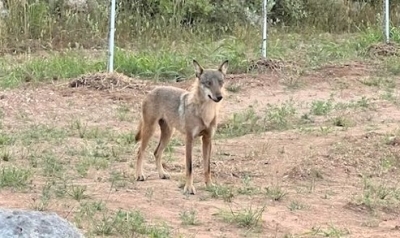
[135,59,229,195]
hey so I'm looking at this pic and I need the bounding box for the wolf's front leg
[184,134,196,195]
[202,133,214,188]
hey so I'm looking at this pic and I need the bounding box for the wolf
[134,59,229,195]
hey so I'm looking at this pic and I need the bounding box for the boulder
[0,208,84,238]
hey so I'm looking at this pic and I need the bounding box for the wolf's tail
[135,120,142,142]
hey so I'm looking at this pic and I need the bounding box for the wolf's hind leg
[154,119,173,179]
[136,119,157,181]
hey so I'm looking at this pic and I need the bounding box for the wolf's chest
[200,104,217,128]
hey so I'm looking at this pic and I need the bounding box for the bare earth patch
[1,63,400,237]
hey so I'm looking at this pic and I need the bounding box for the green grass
[265,100,298,130]
[217,107,262,138]
[353,178,400,211]
[331,115,353,128]
[217,204,266,229]
[218,95,379,138]
[114,48,189,81]
[0,36,253,88]
[16,124,67,146]
[69,121,113,140]
[237,175,260,195]
[116,131,136,145]
[310,99,334,116]
[265,186,287,201]
[288,200,307,211]
[1,51,105,88]
[217,100,300,138]
[179,209,199,226]
[1,149,12,162]
[41,153,65,177]
[308,224,351,237]
[78,209,171,237]
[358,76,396,88]
[0,133,15,146]
[31,181,52,211]
[384,56,400,75]
[116,104,133,122]
[68,185,89,201]
[2,24,397,89]
[109,170,129,189]
[206,184,235,202]
[0,166,32,189]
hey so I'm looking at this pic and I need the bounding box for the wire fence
[0,0,394,72]
[105,0,393,72]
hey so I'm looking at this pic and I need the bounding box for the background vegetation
[0,0,400,86]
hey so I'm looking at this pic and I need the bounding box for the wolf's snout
[208,95,223,102]
[211,95,223,102]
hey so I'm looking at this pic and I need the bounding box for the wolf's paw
[183,184,196,195]
[136,174,146,181]
[159,172,170,180]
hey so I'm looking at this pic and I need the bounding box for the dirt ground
[1,62,400,237]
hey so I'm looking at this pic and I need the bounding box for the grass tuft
[217,204,266,229]
[0,166,31,189]
[265,186,287,201]
[206,184,235,202]
[180,209,199,226]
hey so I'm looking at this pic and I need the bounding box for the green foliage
[0,166,31,189]
[272,0,400,32]
[1,0,400,89]
[1,34,251,88]
[1,51,105,88]
[1,0,400,55]
[114,48,189,81]
[118,0,261,28]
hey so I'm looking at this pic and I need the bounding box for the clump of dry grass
[368,42,400,58]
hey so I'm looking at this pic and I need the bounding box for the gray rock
[0,208,84,238]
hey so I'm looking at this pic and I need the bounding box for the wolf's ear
[193,59,203,78]
[218,60,229,75]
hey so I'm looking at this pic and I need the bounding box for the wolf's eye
[206,81,212,87]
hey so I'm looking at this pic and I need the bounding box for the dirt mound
[368,42,400,58]
[69,72,147,91]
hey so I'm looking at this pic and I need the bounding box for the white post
[261,0,268,58]
[385,0,390,43]
[108,0,116,72]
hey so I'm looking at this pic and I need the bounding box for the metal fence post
[384,0,390,43]
[261,0,268,58]
[108,0,116,72]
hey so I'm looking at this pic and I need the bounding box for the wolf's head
[193,59,229,103]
